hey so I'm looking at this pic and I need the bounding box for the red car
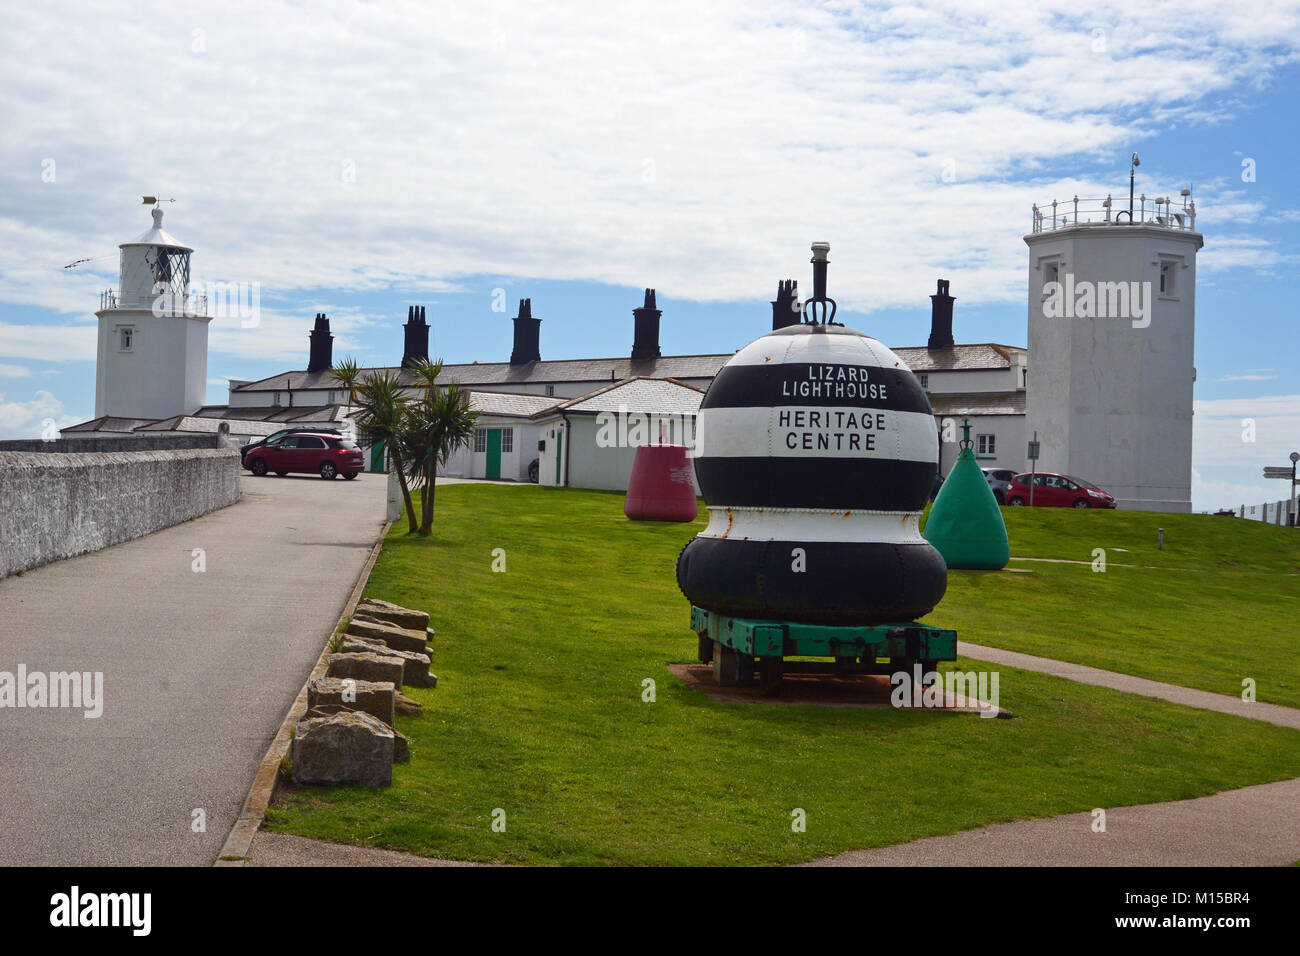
[1006,472,1116,509]
[244,432,363,480]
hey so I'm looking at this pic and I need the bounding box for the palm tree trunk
[389,447,418,533]
[419,461,436,535]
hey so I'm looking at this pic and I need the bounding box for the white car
[981,467,1016,505]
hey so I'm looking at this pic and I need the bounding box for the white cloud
[206,302,402,363]
[1198,235,1299,273]
[0,389,83,440]
[1191,468,1290,515]
[0,363,32,378]
[1,0,1298,371]
[1191,393,1300,508]
[1217,372,1279,382]
[0,320,97,362]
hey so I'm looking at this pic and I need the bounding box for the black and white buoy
[676,242,947,626]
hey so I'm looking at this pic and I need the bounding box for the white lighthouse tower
[1024,171,1204,513]
[94,205,211,419]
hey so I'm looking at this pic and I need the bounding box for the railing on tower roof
[1030,193,1197,234]
[100,289,210,315]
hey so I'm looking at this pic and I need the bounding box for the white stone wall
[0,447,240,577]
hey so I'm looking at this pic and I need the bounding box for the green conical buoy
[923,419,1010,570]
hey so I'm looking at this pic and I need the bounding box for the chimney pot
[402,304,430,368]
[632,288,662,361]
[307,312,334,373]
[928,278,955,350]
[510,298,541,365]
[771,279,801,330]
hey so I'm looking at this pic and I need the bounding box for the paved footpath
[959,642,1300,730]
[247,830,482,866]
[808,643,1300,866]
[808,776,1300,866]
[0,473,387,865]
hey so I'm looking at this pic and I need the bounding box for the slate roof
[893,343,1024,373]
[232,343,1021,394]
[469,391,564,418]
[231,354,732,393]
[191,404,349,423]
[60,415,160,433]
[60,404,351,436]
[927,391,1027,417]
[537,377,705,418]
[135,415,286,436]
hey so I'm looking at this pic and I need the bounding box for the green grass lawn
[923,506,1300,708]
[265,485,1300,865]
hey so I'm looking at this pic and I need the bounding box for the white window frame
[118,326,135,352]
[501,427,513,453]
[474,427,488,453]
[976,433,996,456]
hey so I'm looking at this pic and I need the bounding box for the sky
[1,0,1298,511]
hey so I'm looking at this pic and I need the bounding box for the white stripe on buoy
[726,331,910,370]
[695,405,938,462]
[698,506,927,544]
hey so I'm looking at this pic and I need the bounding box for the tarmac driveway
[0,472,387,865]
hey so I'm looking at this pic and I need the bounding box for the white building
[93,206,212,420]
[442,391,562,482]
[1025,188,1203,512]
[534,377,705,491]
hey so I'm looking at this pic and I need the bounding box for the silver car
[982,467,1015,505]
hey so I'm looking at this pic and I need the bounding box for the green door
[370,439,386,473]
[486,428,502,480]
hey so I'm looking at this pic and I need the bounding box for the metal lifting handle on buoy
[801,241,838,326]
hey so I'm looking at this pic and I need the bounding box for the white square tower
[1024,189,1204,513]
[94,206,212,420]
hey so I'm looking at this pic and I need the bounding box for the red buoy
[625,444,698,522]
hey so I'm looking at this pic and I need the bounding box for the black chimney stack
[307,312,333,373]
[631,288,662,361]
[402,305,429,369]
[771,280,800,330]
[510,298,541,365]
[928,279,955,350]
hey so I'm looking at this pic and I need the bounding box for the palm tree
[403,359,479,535]
[332,359,419,533]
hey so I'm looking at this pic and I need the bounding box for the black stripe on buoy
[703,363,933,415]
[676,537,948,625]
[692,457,937,511]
